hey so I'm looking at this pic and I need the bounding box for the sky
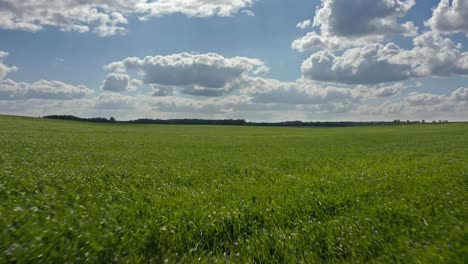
[0,0,467,121]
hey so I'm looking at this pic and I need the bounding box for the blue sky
[0,0,467,121]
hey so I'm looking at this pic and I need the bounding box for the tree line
[43,115,450,127]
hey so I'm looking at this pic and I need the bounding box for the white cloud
[293,0,417,51]
[151,96,225,114]
[301,43,413,84]
[314,0,417,38]
[104,52,362,112]
[0,79,92,100]
[0,93,147,119]
[301,32,468,84]
[241,10,255,17]
[450,87,468,101]
[0,51,17,79]
[146,0,255,18]
[357,101,404,116]
[357,83,407,98]
[400,90,468,119]
[150,95,298,116]
[129,79,143,91]
[0,1,133,36]
[426,0,468,36]
[239,77,359,106]
[2,79,466,121]
[146,76,364,115]
[393,31,468,77]
[296,20,312,29]
[0,50,93,101]
[292,32,358,52]
[405,92,446,106]
[152,85,176,97]
[163,87,468,120]
[404,89,468,110]
[357,88,468,120]
[0,0,254,36]
[101,73,130,92]
[106,52,268,97]
[93,93,137,110]
[1,47,467,121]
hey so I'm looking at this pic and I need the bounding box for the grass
[0,115,467,263]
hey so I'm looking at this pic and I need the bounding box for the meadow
[0,115,466,263]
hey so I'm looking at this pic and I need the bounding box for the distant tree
[422,120,425,124]
[43,115,447,127]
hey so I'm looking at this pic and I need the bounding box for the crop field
[0,115,467,263]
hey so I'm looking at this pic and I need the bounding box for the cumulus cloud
[180,85,232,97]
[104,51,361,110]
[296,20,312,29]
[0,1,133,36]
[145,0,255,18]
[292,32,348,52]
[0,0,254,36]
[357,88,468,119]
[101,73,131,92]
[239,77,359,106]
[150,95,299,116]
[301,43,413,84]
[151,96,225,114]
[313,0,417,38]
[243,78,363,114]
[162,87,468,120]
[450,87,468,101]
[152,85,176,97]
[147,76,364,115]
[357,101,404,116]
[0,93,148,119]
[106,52,268,97]
[293,0,417,51]
[397,31,468,77]
[0,79,92,100]
[405,92,446,106]
[357,83,407,98]
[402,89,468,113]
[301,32,468,84]
[93,93,137,110]
[426,0,468,35]
[0,51,17,79]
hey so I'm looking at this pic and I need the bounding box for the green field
[0,115,467,263]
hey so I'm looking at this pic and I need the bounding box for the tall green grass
[0,115,466,263]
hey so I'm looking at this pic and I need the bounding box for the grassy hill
[0,115,466,263]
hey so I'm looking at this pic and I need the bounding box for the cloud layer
[0,1,467,121]
[0,0,254,36]
[0,79,92,100]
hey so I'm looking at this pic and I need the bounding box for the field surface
[0,115,467,263]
